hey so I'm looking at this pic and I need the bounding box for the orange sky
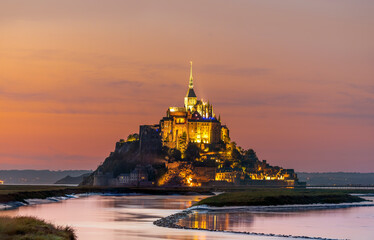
[1,0,373,171]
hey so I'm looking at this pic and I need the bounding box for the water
[179,196,374,240]
[0,195,278,240]
[0,195,373,240]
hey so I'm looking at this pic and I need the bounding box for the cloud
[289,111,374,120]
[0,88,49,101]
[0,152,102,169]
[348,83,374,94]
[200,64,271,77]
[159,83,183,89]
[215,92,309,107]
[141,63,185,71]
[0,152,97,162]
[105,79,143,87]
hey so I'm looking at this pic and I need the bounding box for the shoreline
[1,187,371,239]
[0,192,150,211]
[153,209,344,240]
[0,185,213,209]
[189,201,374,212]
[0,193,94,211]
[153,200,374,240]
[0,188,214,211]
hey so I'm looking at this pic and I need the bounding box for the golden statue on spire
[189,61,193,89]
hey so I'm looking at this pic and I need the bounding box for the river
[0,194,373,240]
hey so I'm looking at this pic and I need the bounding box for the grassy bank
[1,185,373,206]
[0,216,75,240]
[0,185,213,204]
[194,189,369,207]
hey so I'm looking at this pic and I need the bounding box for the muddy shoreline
[153,205,374,240]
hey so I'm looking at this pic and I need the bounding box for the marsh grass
[0,185,214,204]
[194,189,368,207]
[0,216,76,240]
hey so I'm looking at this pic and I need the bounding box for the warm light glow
[0,1,372,171]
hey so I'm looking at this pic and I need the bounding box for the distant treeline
[297,172,374,186]
[0,170,92,184]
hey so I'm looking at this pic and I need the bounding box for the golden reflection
[213,215,217,230]
[180,212,255,231]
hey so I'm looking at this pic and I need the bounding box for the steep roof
[186,88,197,98]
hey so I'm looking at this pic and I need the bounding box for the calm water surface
[0,195,279,240]
[0,195,373,240]
[179,196,374,240]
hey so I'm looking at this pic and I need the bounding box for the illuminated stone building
[215,169,238,183]
[159,62,227,150]
[88,62,302,187]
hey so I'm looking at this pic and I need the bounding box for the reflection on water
[180,212,254,231]
[103,195,199,210]
[0,195,277,240]
[1,195,373,240]
[179,197,374,240]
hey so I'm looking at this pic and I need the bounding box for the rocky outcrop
[80,139,166,186]
[55,173,91,185]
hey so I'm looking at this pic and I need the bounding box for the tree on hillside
[231,148,242,161]
[244,149,259,162]
[168,148,182,161]
[126,133,139,142]
[178,132,188,152]
[184,143,200,161]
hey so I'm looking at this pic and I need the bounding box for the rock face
[80,135,302,187]
[80,139,166,186]
[80,120,301,187]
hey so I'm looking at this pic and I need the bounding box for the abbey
[85,62,302,187]
[159,62,229,150]
[138,62,229,154]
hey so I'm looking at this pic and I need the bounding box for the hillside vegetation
[0,216,75,240]
[195,189,368,207]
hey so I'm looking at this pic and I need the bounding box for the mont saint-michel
[81,62,302,187]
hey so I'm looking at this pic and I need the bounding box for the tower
[184,61,197,111]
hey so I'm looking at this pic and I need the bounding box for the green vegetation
[126,133,139,142]
[0,185,75,203]
[184,143,201,161]
[0,185,213,204]
[0,185,69,194]
[167,148,182,161]
[0,216,75,240]
[194,189,369,207]
[1,185,372,207]
[0,185,78,203]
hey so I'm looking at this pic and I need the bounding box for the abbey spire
[184,61,197,111]
[189,61,194,89]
